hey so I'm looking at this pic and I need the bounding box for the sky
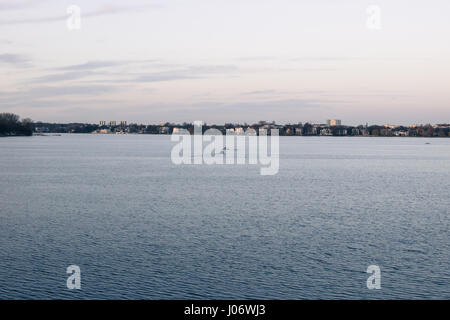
[1,0,449,125]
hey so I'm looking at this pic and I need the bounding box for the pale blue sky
[1,0,449,125]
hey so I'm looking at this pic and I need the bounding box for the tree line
[0,113,34,136]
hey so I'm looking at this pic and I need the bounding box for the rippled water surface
[0,134,449,299]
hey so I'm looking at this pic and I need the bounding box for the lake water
[0,134,449,299]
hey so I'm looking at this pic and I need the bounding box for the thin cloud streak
[0,0,46,11]
[32,71,99,83]
[0,85,117,105]
[0,3,163,25]
[55,61,130,71]
[33,63,239,84]
[0,53,32,67]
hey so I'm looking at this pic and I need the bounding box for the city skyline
[32,117,450,127]
[31,117,450,138]
[1,0,450,125]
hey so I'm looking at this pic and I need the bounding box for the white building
[172,128,186,134]
[320,128,333,136]
[259,128,268,136]
[234,127,244,135]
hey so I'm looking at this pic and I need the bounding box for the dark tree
[0,113,33,136]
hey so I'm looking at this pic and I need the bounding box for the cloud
[55,61,127,71]
[0,84,121,119]
[187,65,238,73]
[290,56,359,62]
[0,85,117,108]
[0,39,14,45]
[243,90,279,95]
[288,56,422,63]
[83,4,163,18]
[0,98,124,110]
[34,63,239,84]
[0,53,31,67]
[0,3,162,25]
[132,65,239,83]
[202,99,325,113]
[0,0,45,11]
[236,56,276,62]
[134,71,194,83]
[32,71,98,83]
[30,61,130,83]
[27,85,116,97]
[33,60,158,83]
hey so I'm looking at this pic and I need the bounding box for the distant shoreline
[34,121,450,138]
[29,132,449,138]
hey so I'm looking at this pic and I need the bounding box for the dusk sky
[1,0,449,125]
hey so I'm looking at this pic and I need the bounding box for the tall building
[120,121,127,127]
[109,121,117,126]
[99,121,106,126]
[330,119,341,126]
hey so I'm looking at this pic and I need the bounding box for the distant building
[120,121,127,127]
[234,127,244,135]
[330,119,341,126]
[258,128,268,135]
[334,128,347,136]
[99,121,106,126]
[312,126,320,135]
[109,121,117,126]
[320,128,333,136]
[172,128,186,134]
[93,128,111,134]
[394,130,408,136]
[159,127,170,134]
[245,127,257,135]
[284,128,293,135]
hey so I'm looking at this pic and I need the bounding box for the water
[0,134,449,299]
